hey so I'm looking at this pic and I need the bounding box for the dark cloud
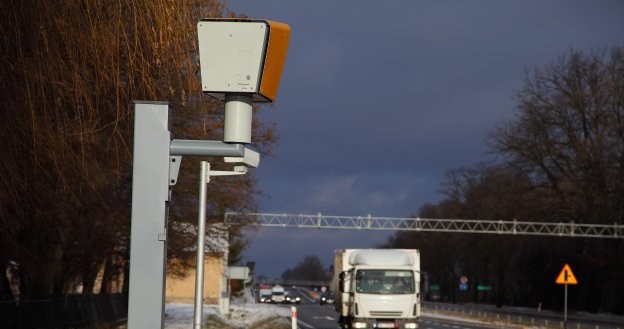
[226,0,624,278]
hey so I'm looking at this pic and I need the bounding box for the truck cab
[270,285,286,303]
[335,249,420,329]
[258,288,272,303]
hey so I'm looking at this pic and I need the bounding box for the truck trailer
[333,249,421,329]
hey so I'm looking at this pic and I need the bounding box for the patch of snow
[227,303,291,327]
[164,304,218,329]
[164,302,290,329]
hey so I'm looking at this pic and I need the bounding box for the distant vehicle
[319,291,335,305]
[334,249,421,329]
[270,285,286,303]
[285,291,301,304]
[258,287,272,303]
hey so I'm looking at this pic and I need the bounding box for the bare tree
[488,46,624,314]
[383,47,624,313]
[489,47,624,225]
[0,0,277,297]
[281,255,331,282]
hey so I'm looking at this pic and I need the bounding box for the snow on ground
[164,304,217,329]
[226,302,291,327]
[164,302,290,329]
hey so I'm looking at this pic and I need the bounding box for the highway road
[274,303,506,329]
[255,287,622,329]
[258,287,511,329]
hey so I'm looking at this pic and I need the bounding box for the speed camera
[197,18,290,103]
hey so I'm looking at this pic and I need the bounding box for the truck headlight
[353,322,367,328]
[404,323,417,329]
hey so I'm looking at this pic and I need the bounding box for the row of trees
[0,0,275,299]
[281,255,332,282]
[383,47,624,313]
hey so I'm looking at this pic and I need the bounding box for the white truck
[270,284,286,303]
[334,249,421,329]
[258,286,272,303]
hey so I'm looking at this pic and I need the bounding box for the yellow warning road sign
[556,264,578,285]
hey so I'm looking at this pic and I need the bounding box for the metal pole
[220,232,230,315]
[193,161,209,329]
[128,101,171,329]
[224,94,253,143]
[564,284,568,329]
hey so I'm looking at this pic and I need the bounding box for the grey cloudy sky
[224,0,624,279]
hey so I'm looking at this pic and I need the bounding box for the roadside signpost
[459,276,469,291]
[556,263,578,328]
[429,284,440,301]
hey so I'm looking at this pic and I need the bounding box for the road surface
[276,303,505,329]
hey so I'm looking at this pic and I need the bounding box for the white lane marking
[312,315,337,321]
[297,318,315,329]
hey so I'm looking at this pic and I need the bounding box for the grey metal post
[128,101,171,329]
[224,94,253,143]
[194,161,209,329]
[564,284,568,329]
[220,230,230,315]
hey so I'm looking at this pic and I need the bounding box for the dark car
[319,291,335,305]
[285,291,302,304]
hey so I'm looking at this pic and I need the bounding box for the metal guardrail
[423,302,624,329]
[226,212,623,239]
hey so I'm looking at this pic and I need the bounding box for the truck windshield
[355,270,415,294]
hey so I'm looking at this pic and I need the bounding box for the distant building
[166,223,229,306]
[65,223,229,306]
[165,254,224,304]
